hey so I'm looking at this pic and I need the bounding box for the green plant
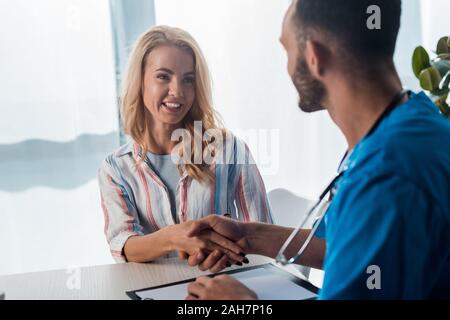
[412,36,450,120]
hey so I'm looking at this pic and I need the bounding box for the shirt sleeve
[231,139,273,223]
[319,173,439,299]
[97,158,144,263]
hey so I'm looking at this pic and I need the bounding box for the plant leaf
[419,67,442,91]
[436,36,450,55]
[430,88,449,97]
[432,60,450,77]
[412,46,431,78]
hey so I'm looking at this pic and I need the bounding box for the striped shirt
[98,133,273,262]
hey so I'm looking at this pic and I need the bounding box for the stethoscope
[276,89,411,266]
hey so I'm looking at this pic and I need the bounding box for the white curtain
[0,0,118,275]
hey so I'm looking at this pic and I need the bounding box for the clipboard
[126,263,319,300]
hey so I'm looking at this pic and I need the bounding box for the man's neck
[326,73,404,150]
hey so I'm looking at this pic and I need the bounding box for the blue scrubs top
[317,92,450,299]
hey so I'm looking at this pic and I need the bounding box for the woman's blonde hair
[121,25,222,183]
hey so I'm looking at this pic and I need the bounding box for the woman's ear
[304,39,329,79]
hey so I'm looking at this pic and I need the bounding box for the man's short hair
[294,0,401,65]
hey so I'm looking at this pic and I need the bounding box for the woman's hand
[186,275,257,300]
[187,215,250,252]
[168,221,246,264]
[179,248,249,273]
[178,215,251,272]
[184,215,250,269]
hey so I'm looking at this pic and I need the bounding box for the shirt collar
[116,141,190,179]
[115,141,137,158]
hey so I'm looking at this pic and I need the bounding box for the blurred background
[0,0,448,275]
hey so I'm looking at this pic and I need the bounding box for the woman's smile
[161,101,184,114]
[142,45,196,125]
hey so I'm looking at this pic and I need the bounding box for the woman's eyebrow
[155,68,195,76]
[155,67,174,74]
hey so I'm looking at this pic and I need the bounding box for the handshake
[177,214,266,300]
[177,214,322,299]
[126,214,302,299]
[177,214,252,273]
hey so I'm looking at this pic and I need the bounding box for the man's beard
[292,57,327,113]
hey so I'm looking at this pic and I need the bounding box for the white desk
[0,255,277,300]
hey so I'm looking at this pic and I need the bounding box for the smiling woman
[142,45,196,138]
[121,26,217,183]
[97,26,273,271]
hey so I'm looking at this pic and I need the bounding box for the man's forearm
[243,223,325,269]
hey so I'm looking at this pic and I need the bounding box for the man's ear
[304,40,329,79]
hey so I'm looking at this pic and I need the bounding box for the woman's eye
[157,74,169,81]
[183,77,195,84]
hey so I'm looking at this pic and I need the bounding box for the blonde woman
[98,26,272,272]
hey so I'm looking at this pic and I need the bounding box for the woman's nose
[168,79,184,98]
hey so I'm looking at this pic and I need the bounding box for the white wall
[0,0,118,275]
[420,0,450,53]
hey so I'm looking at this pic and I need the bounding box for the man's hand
[183,215,324,271]
[186,275,257,300]
[180,215,251,272]
[179,248,249,273]
[168,221,246,264]
[187,215,250,252]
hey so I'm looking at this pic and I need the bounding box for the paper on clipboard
[132,265,317,300]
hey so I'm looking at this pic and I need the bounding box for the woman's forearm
[123,226,175,263]
[243,223,325,269]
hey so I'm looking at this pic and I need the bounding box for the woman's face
[142,45,196,128]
